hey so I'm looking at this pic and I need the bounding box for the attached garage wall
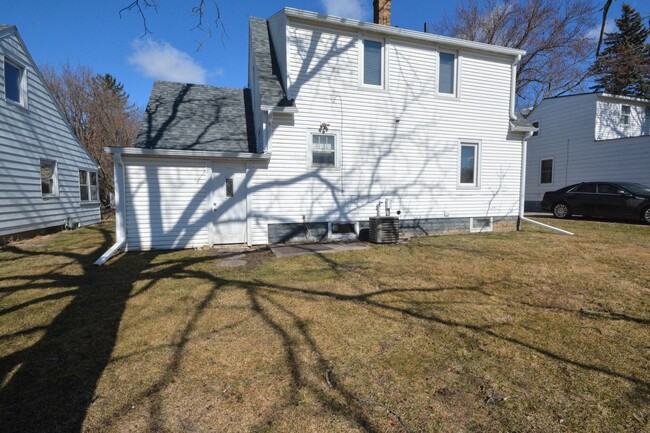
[124,157,210,250]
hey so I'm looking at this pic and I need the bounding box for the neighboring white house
[0,25,101,244]
[525,93,650,211]
[101,4,535,256]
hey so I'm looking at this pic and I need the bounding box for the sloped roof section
[135,81,256,152]
[249,17,293,108]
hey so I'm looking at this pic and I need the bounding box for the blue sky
[4,0,649,108]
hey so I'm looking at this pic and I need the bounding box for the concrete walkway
[271,242,370,258]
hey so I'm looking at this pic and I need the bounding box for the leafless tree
[42,63,141,203]
[436,0,597,109]
[119,0,227,49]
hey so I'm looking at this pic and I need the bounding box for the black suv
[541,182,650,224]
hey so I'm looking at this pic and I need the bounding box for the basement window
[470,217,493,233]
[330,222,357,238]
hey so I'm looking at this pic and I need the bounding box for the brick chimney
[373,0,391,26]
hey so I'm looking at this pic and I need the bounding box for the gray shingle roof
[135,81,255,152]
[249,17,293,107]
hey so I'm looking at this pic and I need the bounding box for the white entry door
[210,162,247,244]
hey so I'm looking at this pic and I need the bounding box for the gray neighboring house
[0,25,100,244]
[525,92,650,211]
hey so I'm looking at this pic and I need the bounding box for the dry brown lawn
[0,217,649,433]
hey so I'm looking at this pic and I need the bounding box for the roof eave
[106,147,271,161]
[283,8,526,57]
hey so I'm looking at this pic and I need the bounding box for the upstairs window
[459,142,479,186]
[438,51,457,95]
[621,105,631,125]
[79,170,99,202]
[540,158,553,184]
[4,59,25,105]
[41,160,58,197]
[310,133,337,168]
[362,39,383,87]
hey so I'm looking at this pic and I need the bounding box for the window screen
[460,144,476,184]
[41,160,56,196]
[363,40,382,86]
[439,52,456,94]
[4,60,22,103]
[79,170,89,201]
[540,159,553,184]
[621,105,631,125]
[312,134,336,167]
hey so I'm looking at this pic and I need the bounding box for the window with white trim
[79,169,98,202]
[310,133,337,168]
[459,142,479,186]
[540,158,553,184]
[621,105,631,125]
[362,39,384,87]
[438,51,457,95]
[4,58,26,106]
[41,160,58,197]
[470,217,493,233]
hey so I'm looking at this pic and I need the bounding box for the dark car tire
[642,206,650,225]
[552,202,571,219]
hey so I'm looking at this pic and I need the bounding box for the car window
[571,183,596,193]
[598,184,621,194]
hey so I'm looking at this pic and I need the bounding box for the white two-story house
[525,93,650,211]
[102,4,534,256]
[0,25,101,244]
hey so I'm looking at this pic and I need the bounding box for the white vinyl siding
[123,158,209,250]
[0,29,100,237]
[247,21,521,245]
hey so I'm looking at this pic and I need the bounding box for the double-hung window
[310,133,337,168]
[438,51,457,96]
[459,142,479,186]
[40,160,58,197]
[540,158,553,184]
[79,170,99,202]
[362,39,383,87]
[4,58,26,106]
[621,105,631,125]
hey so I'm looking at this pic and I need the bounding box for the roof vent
[369,216,399,243]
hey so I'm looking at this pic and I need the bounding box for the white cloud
[321,0,368,21]
[128,39,207,84]
[586,19,615,40]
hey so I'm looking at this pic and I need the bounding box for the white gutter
[261,104,298,113]
[283,8,526,57]
[94,152,127,265]
[510,54,522,120]
[105,147,271,161]
[518,132,574,236]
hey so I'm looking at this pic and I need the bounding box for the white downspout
[518,132,574,236]
[94,151,127,265]
[510,54,521,120]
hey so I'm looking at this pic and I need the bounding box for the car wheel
[552,202,571,219]
[642,206,650,224]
